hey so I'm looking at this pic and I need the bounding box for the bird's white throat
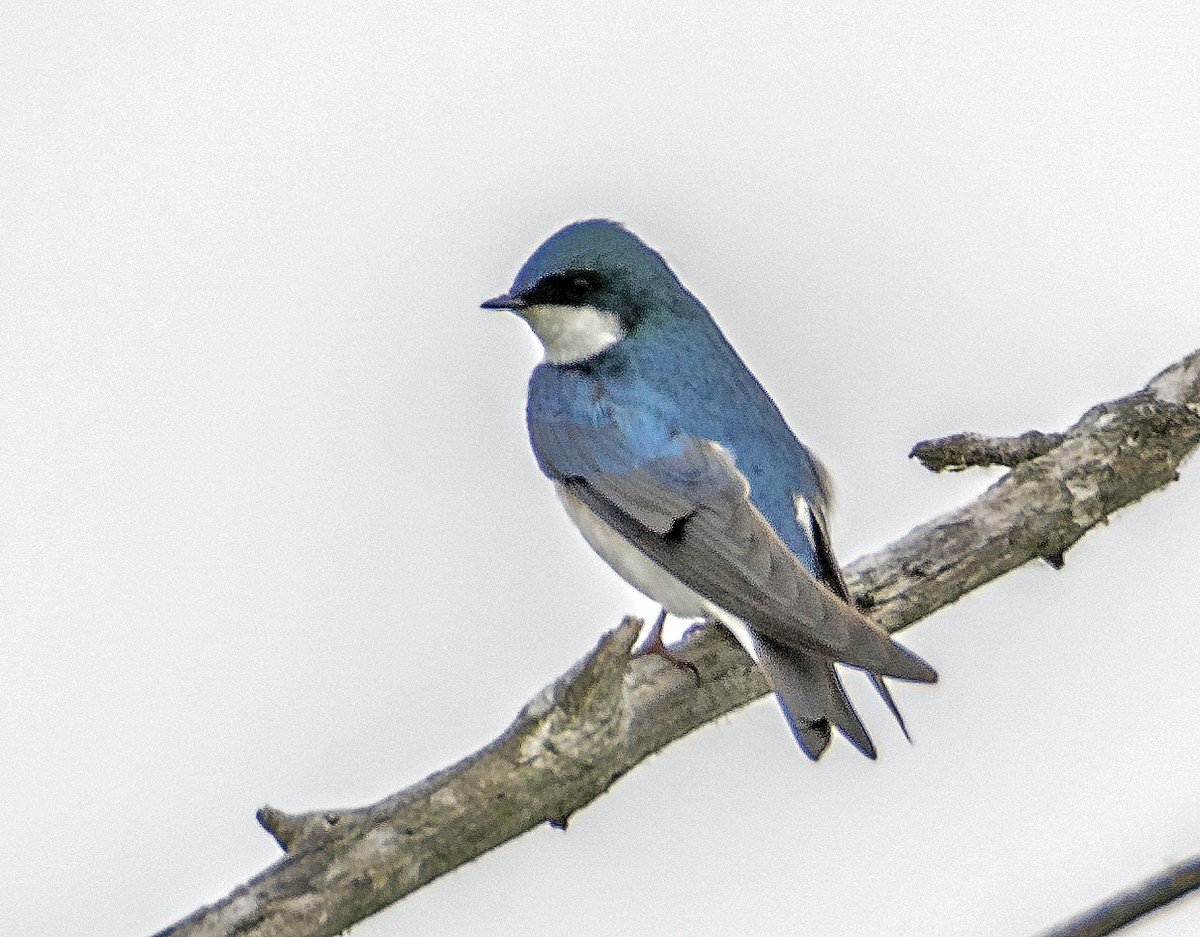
[519,303,625,365]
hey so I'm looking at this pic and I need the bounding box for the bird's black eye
[527,270,601,306]
[555,272,596,304]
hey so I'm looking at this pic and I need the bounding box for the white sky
[3,3,1200,935]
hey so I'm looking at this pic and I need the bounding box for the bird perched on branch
[483,220,936,758]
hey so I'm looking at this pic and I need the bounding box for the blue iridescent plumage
[521,222,828,569]
[486,220,936,758]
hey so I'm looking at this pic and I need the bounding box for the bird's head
[482,219,682,365]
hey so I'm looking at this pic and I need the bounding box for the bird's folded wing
[533,418,935,682]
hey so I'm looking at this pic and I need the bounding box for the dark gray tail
[756,634,916,759]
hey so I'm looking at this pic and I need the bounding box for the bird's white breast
[554,483,759,657]
[519,303,625,365]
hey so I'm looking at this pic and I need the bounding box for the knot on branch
[910,430,1065,472]
[257,806,345,852]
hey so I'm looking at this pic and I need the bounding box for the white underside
[554,483,759,658]
[519,303,625,365]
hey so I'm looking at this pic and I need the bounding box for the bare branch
[152,348,1200,937]
[910,429,1065,472]
[1031,854,1200,937]
[849,348,1200,629]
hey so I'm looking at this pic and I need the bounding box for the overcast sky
[4,3,1200,935]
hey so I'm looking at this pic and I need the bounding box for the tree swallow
[483,220,936,759]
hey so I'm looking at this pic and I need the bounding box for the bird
[482,219,936,759]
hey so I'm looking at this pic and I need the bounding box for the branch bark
[153,348,1200,937]
[1032,854,1200,937]
[910,428,1065,472]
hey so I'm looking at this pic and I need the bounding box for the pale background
[4,3,1200,935]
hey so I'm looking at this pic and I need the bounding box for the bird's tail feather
[755,635,877,760]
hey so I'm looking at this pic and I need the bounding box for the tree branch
[1031,854,1200,937]
[153,348,1200,937]
[910,429,1065,472]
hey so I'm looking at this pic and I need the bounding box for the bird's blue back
[521,222,830,577]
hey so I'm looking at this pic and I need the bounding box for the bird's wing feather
[805,501,915,739]
[532,406,935,682]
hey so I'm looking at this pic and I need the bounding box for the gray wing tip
[908,657,938,684]
[883,644,938,684]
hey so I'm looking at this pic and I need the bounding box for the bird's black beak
[481,293,527,311]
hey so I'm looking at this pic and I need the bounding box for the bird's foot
[632,609,700,682]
